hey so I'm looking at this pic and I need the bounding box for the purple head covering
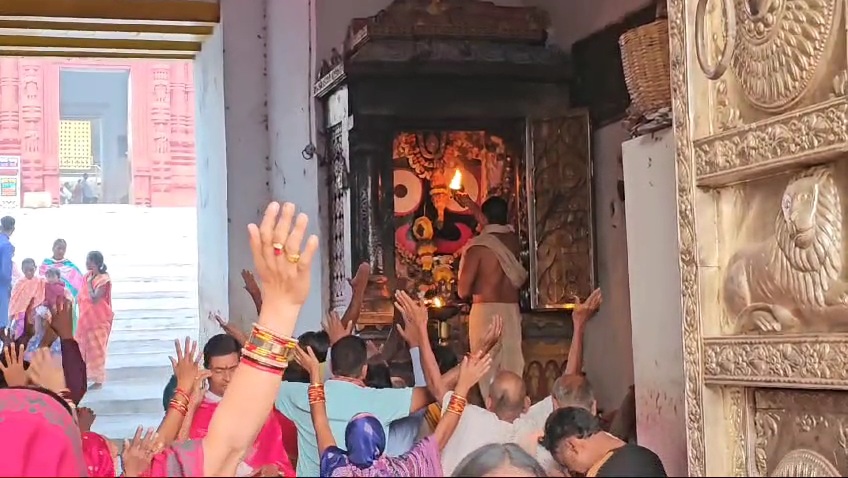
[320,413,443,477]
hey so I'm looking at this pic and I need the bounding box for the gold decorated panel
[704,163,848,336]
[694,98,848,183]
[753,389,848,476]
[525,113,594,310]
[693,0,847,138]
[704,336,848,388]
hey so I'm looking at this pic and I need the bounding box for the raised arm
[341,263,370,329]
[51,300,87,403]
[563,288,602,377]
[157,338,209,446]
[296,346,337,457]
[201,202,319,477]
[431,353,492,450]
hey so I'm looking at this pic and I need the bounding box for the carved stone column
[19,61,49,198]
[349,117,394,328]
[0,58,20,157]
[149,64,171,202]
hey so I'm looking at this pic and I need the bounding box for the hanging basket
[619,18,671,117]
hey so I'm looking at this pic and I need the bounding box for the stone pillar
[195,0,270,343]
[266,0,326,334]
[622,129,687,477]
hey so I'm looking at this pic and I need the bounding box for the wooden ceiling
[0,0,218,59]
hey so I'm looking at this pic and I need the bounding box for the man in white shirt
[418,289,603,475]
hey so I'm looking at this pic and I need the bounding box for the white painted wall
[622,129,687,476]
[195,0,270,342]
[266,0,325,334]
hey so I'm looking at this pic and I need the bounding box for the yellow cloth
[469,302,524,398]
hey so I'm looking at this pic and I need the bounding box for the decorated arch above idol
[392,130,513,303]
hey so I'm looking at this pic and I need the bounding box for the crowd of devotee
[0,202,667,477]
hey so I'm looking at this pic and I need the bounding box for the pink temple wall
[0,58,197,207]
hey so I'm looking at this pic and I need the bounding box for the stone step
[102,365,173,382]
[109,327,196,342]
[112,316,201,331]
[91,412,164,440]
[111,297,197,312]
[107,338,196,356]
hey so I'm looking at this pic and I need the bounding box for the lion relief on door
[720,165,848,334]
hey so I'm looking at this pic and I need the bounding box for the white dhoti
[469,302,524,399]
[459,224,529,399]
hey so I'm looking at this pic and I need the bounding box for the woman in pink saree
[74,250,114,389]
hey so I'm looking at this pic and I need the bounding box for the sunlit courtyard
[3,204,198,439]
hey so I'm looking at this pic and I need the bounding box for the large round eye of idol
[446,168,480,213]
[394,168,424,217]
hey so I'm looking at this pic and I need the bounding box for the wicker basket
[619,18,671,116]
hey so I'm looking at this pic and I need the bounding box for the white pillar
[266,0,326,334]
[195,0,270,342]
[622,129,688,476]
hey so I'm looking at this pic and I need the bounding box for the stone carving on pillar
[0,59,21,156]
[19,62,45,195]
[723,166,848,334]
[168,62,195,203]
[327,122,349,309]
[150,65,172,203]
[350,123,395,327]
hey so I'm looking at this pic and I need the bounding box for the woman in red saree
[74,250,114,389]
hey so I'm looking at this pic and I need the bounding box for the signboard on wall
[0,156,22,209]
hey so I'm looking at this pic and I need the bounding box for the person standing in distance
[0,216,15,330]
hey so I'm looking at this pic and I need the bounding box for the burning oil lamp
[449,169,463,191]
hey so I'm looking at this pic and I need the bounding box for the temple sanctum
[3,0,848,475]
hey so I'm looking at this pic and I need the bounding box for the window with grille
[59,120,94,170]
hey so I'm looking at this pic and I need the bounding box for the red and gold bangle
[446,393,468,416]
[252,323,299,349]
[307,383,325,404]
[243,341,290,367]
[242,343,290,371]
[241,350,288,375]
[169,398,189,416]
[173,388,190,404]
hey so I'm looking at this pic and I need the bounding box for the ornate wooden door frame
[668,0,848,475]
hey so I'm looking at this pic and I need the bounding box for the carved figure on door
[723,166,848,334]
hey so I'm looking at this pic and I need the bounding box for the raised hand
[122,426,162,477]
[209,312,247,346]
[50,299,74,340]
[348,262,371,291]
[394,296,422,348]
[573,288,603,328]
[241,269,263,314]
[247,202,319,334]
[473,315,503,356]
[456,353,492,396]
[27,347,66,393]
[393,290,429,335]
[170,336,200,392]
[322,310,353,346]
[77,406,97,433]
[294,345,322,381]
[0,343,27,387]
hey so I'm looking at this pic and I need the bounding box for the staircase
[7,205,199,440]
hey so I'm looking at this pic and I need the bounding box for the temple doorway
[59,69,130,204]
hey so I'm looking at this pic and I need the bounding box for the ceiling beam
[0,28,206,44]
[0,19,214,36]
[0,46,195,59]
[0,0,219,24]
[0,34,201,52]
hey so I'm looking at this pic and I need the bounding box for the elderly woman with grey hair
[452,443,548,477]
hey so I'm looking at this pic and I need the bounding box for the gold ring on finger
[286,253,301,264]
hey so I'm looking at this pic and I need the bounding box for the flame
[432,297,444,308]
[448,169,462,190]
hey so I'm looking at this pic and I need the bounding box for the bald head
[486,371,529,422]
[551,374,596,414]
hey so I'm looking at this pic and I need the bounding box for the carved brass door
[672,0,847,476]
[523,112,594,311]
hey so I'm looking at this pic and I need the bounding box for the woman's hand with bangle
[455,353,492,397]
[247,202,320,336]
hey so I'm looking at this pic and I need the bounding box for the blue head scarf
[162,374,178,411]
[320,413,386,477]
